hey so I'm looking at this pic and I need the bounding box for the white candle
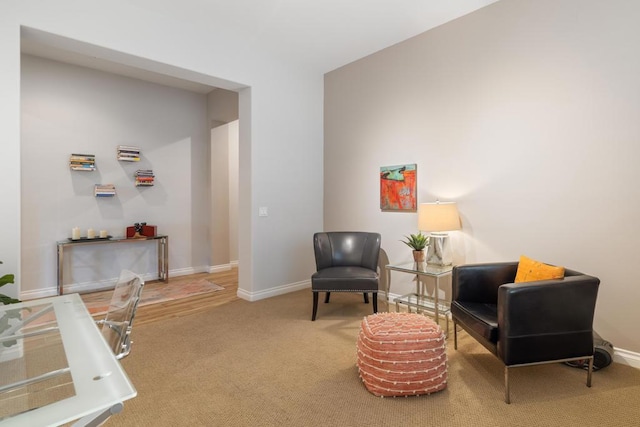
[99,230,108,238]
[72,227,80,240]
[87,228,96,239]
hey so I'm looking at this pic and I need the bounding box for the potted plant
[1,261,20,349]
[401,232,430,262]
[0,261,18,306]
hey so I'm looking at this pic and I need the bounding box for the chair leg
[324,292,331,303]
[312,292,319,321]
[587,357,593,387]
[363,293,369,304]
[504,366,511,404]
[372,292,378,313]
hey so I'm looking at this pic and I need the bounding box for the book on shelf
[94,184,116,197]
[135,169,155,186]
[117,145,141,161]
[70,153,96,171]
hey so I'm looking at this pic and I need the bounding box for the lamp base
[427,233,453,266]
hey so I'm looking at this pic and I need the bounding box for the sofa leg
[453,322,458,350]
[312,292,319,321]
[372,293,378,313]
[363,293,369,304]
[504,366,511,404]
[324,292,331,303]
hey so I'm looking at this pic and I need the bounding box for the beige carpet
[112,291,640,426]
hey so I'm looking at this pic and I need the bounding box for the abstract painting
[380,164,417,211]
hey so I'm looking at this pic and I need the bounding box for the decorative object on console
[418,201,461,266]
[117,145,140,162]
[69,153,96,171]
[400,232,430,262]
[126,222,157,239]
[380,164,417,211]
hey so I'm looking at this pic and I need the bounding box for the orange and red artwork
[380,164,417,211]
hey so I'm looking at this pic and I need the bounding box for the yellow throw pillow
[514,255,565,283]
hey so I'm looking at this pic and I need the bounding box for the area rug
[83,279,225,316]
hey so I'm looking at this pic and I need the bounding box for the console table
[57,235,169,295]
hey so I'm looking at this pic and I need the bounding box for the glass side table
[385,262,454,335]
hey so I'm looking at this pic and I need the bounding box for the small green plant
[401,232,430,251]
[0,261,20,348]
[0,261,19,305]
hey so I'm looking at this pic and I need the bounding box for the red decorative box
[126,224,157,238]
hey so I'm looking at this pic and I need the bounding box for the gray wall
[325,0,640,356]
[21,54,210,295]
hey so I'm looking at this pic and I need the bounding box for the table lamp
[418,201,461,266]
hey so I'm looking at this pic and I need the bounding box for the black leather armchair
[311,232,381,321]
[451,262,600,403]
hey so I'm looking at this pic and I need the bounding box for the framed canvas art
[380,164,417,211]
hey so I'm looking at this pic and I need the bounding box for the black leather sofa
[451,262,600,403]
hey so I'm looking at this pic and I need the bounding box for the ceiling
[21,0,499,93]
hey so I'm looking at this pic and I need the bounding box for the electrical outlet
[258,207,268,217]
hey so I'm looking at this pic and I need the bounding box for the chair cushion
[515,255,565,283]
[311,266,378,292]
[357,312,447,397]
[451,301,498,344]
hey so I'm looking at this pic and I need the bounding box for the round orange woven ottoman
[356,312,447,397]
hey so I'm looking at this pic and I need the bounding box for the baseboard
[613,348,640,369]
[20,266,213,300]
[207,263,234,273]
[237,279,310,302]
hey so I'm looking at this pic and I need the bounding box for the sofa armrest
[497,274,600,365]
[453,262,518,304]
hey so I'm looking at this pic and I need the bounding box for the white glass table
[385,262,454,335]
[0,293,137,426]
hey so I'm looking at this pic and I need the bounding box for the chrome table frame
[57,234,169,295]
[385,262,454,334]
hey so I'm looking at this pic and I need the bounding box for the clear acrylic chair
[96,270,145,359]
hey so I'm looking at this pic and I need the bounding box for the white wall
[228,120,240,263]
[324,0,640,356]
[0,1,323,301]
[21,54,209,296]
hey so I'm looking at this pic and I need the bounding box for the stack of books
[69,153,96,171]
[94,184,116,197]
[135,169,155,187]
[117,145,141,162]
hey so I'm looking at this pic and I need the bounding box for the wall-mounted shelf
[95,184,116,197]
[117,145,140,162]
[70,153,96,171]
[135,169,155,187]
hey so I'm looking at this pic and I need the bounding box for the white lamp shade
[418,202,461,232]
